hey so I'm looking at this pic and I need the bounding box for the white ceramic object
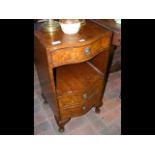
[60,22,81,35]
[114,19,121,24]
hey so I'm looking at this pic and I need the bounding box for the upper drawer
[50,37,110,67]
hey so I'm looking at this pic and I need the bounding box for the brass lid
[40,20,60,32]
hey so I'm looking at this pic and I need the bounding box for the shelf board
[56,62,104,96]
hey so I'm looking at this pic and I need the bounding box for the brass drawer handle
[82,105,86,111]
[82,93,88,99]
[84,47,91,55]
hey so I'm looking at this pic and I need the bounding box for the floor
[34,66,121,135]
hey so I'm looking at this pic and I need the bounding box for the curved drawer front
[58,79,103,120]
[51,37,110,67]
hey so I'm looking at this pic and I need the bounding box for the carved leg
[95,107,101,113]
[54,116,71,132]
[41,93,47,104]
[95,100,103,114]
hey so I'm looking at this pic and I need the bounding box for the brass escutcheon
[84,47,91,55]
[82,105,86,111]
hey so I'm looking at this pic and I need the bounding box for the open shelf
[56,62,104,97]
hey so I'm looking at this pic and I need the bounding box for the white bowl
[60,22,81,34]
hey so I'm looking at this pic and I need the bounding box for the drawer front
[82,79,103,110]
[51,37,110,67]
[58,94,83,109]
[58,79,103,120]
[58,94,83,120]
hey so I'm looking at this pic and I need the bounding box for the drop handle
[84,47,91,55]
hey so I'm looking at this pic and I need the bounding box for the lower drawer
[56,62,104,120]
[59,80,103,120]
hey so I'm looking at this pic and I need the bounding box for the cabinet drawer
[58,79,103,120]
[51,37,110,67]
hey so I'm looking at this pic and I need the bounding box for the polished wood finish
[90,19,121,33]
[51,37,110,67]
[56,62,104,120]
[34,20,113,132]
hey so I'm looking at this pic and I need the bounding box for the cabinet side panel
[34,36,60,118]
[90,32,113,74]
[90,31,114,101]
[90,49,109,74]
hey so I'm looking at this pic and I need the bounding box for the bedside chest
[34,20,113,132]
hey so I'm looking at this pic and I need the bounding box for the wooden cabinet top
[34,20,112,51]
[91,19,121,33]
